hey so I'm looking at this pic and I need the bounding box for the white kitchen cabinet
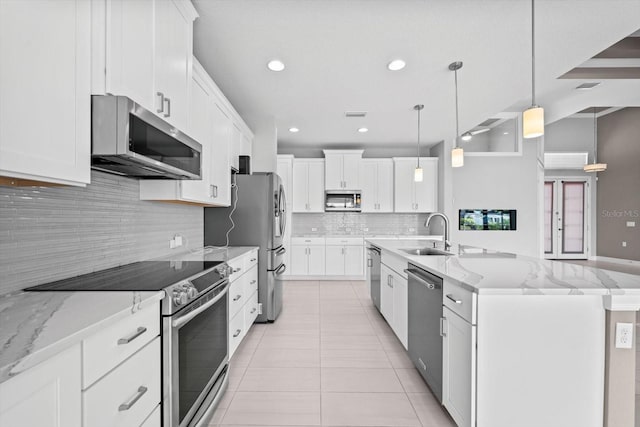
[393,157,438,213]
[0,0,91,187]
[290,237,326,276]
[0,345,81,427]
[325,237,364,276]
[380,264,394,323]
[292,159,325,212]
[228,249,259,358]
[380,253,408,349]
[323,150,363,190]
[360,159,394,212]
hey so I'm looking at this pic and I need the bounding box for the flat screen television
[459,209,517,231]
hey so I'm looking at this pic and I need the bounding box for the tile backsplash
[292,213,431,236]
[0,171,203,295]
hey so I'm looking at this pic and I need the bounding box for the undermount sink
[400,247,454,256]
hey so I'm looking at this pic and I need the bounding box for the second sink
[400,247,453,256]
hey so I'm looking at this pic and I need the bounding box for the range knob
[186,285,197,299]
[172,289,188,306]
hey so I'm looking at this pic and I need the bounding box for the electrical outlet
[363,227,369,232]
[311,227,318,232]
[627,221,636,228]
[169,238,176,249]
[175,235,183,247]
[615,322,633,349]
[622,241,627,247]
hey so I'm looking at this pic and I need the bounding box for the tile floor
[209,280,456,427]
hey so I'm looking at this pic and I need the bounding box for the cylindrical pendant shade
[451,147,464,168]
[414,167,423,182]
[523,106,544,138]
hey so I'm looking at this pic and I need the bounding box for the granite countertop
[292,234,444,240]
[0,290,164,384]
[161,246,259,263]
[367,239,640,296]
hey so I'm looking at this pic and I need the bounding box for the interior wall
[596,107,640,261]
[251,116,278,173]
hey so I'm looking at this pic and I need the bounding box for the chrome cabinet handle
[232,267,241,273]
[118,386,148,411]
[250,257,257,261]
[250,307,257,314]
[367,258,372,267]
[250,280,256,284]
[156,92,164,113]
[210,185,218,198]
[233,329,242,338]
[446,294,462,304]
[117,326,147,345]
[440,317,447,337]
[233,294,242,301]
[164,97,171,117]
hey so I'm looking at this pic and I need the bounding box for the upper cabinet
[323,150,363,190]
[0,0,91,187]
[393,157,438,213]
[92,0,198,132]
[292,159,325,213]
[360,159,394,213]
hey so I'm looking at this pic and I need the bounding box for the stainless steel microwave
[91,95,202,179]
[325,191,362,212]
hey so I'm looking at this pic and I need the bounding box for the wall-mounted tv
[459,209,517,231]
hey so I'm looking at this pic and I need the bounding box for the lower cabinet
[290,237,325,276]
[228,249,259,358]
[325,237,364,276]
[379,261,408,349]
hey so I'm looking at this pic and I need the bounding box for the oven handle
[172,281,229,329]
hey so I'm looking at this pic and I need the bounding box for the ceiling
[192,0,640,149]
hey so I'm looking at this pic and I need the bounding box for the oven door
[164,280,229,427]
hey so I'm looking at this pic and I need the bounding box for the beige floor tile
[395,368,431,393]
[321,348,391,368]
[406,393,456,427]
[250,347,320,368]
[226,365,248,393]
[208,405,227,426]
[376,333,407,352]
[321,323,377,336]
[321,368,404,392]
[320,334,383,350]
[238,367,320,392]
[321,392,421,426]
[385,349,415,368]
[258,333,320,349]
[222,391,321,426]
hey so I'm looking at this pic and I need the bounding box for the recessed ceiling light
[267,59,285,72]
[358,127,368,133]
[387,59,406,71]
[288,127,299,133]
[503,132,509,135]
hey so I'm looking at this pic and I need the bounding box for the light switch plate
[615,322,633,349]
[627,221,636,227]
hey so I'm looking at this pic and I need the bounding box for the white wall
[250,115,278,173]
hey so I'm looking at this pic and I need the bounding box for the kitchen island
[367,238,640,427]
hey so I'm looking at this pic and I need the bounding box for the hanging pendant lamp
[414,104,424,181]
[449,61,464,168]
[523,0,544,139]
[583,107,607,172]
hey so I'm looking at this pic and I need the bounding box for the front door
[544,178,590,259]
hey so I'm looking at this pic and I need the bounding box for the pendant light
[523,0,544,139]
[414,104,424,182]
[450,61,464,168]
[583,107,607,172]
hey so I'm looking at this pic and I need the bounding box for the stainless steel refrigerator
[204,172,286,322]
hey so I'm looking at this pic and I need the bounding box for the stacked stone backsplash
[0,171,203,295]
[292,213,431,236]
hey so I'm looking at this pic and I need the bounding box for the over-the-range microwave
[325,190,362,212]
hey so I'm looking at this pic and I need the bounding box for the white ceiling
[192,0,640,148]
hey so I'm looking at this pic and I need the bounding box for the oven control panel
[172,283,197,307]
[162,262,229,315]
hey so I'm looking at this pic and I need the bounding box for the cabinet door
[442,307,476,427]
[341,154,361,189]
[344,245,364,276]
[290,245,308,275]
[307,161,325,212]
[0,0,90,186]
[376,160,395,212]
[210,102,232,206]
[325,246,345,276]
[359,160,378,212]
[380,265,394,323]
[414,159,438,213]
[392,272,408,349]
[393,159,416,213]
[324,154,343,190]
[307,246,326,275]
[0,344,81,427]
[154,0,192,131]
[292,161,309,212]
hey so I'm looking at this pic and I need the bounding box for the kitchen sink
[400,247,454,256]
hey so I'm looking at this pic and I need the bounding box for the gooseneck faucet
[424,212,451,251]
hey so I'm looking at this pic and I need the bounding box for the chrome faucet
[424,212,451,251]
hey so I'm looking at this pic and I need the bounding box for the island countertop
[366,239,640,296]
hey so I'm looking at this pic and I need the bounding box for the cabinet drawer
[83,302,159,388]
[381,251,408,279]
[227,255,244,282]
[291,237,325,245]
[139,405,160,427]
[229,310,245,358]
[83,338,160,427]
[244,291,259,329]
[243,266,258,296]
[245,249,258,271]
[443,280,477,324]
[325,237,364,246]
[229,277,245,319]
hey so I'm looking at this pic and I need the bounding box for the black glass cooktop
[25,261,223,292]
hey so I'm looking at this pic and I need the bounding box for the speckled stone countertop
[367,239,640,295]
[159,246,259,262]
[0,290,163,384]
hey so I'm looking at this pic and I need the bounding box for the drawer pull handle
[232,267,242,273]
[233,329,242,338]
[250,280,257,284]
[118,386,148,411]
[233,294,242,302]
[446,294,462,305]
[250,258,257,262]
[250,307,257,314]
[117,327,147,345]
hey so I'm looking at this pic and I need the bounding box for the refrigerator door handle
[276,247,286,256]
[275,264,286,275]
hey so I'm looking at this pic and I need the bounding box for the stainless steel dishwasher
[366,245,381,311]
[406,263,443,403]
